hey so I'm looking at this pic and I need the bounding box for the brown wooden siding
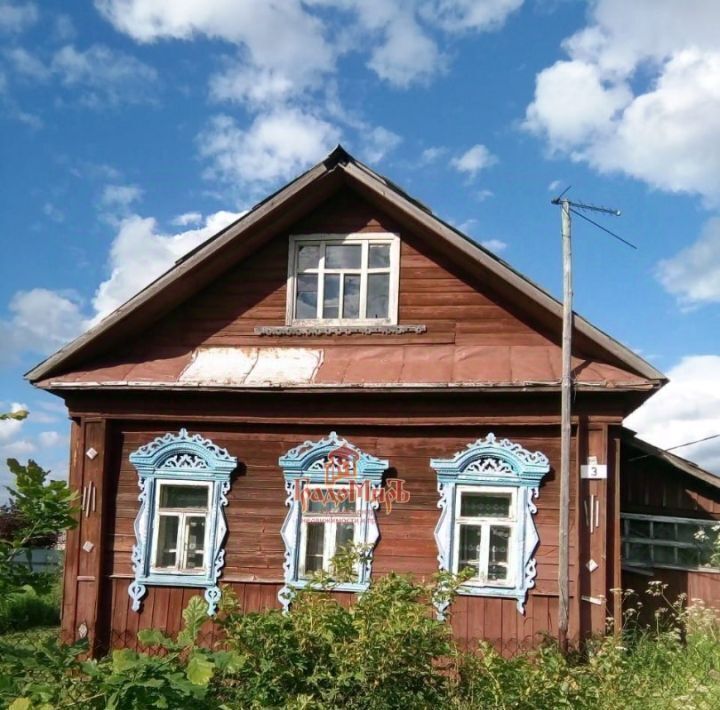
[116,190,559,357]
[90,420,583,653]
[620,443,720,615]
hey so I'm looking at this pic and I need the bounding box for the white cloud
[51,44,158,107]
[656,217,720,308]
[171,211,203,227]
[451,144,498,176]
[525,0,720,204]
[481,238,507,252]
[421,0,523,33]
[0,1,37,34]
[38,431,63,447]
[361,126,402,164]
[420,146,446,164]
[626,355,720,474]
[97,0,522,91]
[92,210,242,319]
[42,202,64,223]
[198,109,341,191]
[367,13,444,87]
[476,189,494,202]
[2,439,35,456]
[97,0,334,100]
[100,183,143,210]
[4,47,50,80]
[1,211,242,359]
[0,289,85,362]
[0,403,28,442]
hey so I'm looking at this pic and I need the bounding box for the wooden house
[621,429,720,613]
[27,147,671,655]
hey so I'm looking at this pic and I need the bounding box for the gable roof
[26,146,666,388]
[622,428,720,490]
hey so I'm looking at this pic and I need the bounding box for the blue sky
[1,0,719,498]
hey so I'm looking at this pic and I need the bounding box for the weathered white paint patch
[244,347,323,385]
[179,347,322,386]
[180,347,258,385]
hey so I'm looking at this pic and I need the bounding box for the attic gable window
[287,234,400,325]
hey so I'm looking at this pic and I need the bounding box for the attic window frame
[286,233,400,327]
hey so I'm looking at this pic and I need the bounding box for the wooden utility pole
[551,193,626,653]
[557,198,572,653]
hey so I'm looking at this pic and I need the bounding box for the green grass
[0,583,61,635]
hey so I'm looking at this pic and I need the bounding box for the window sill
[255,324,427,336]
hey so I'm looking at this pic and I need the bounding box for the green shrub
[2,569,720,709]
[0,584,60,634]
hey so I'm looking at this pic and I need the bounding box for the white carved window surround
[286,233,400,326]
[278,432,388,611]
[431,434,550,618]
[128,429,237,615]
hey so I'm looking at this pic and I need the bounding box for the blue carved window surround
[128,429,237,615]
[431,433,549,618]
[278,432,388,611]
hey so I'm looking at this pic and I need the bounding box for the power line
[628,433,720,462]
[569,207,637,250]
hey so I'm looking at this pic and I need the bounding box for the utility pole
[551,192,628,653]
[557,198,572,654]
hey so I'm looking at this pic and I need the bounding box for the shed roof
[622,429,720,490]
[27,146,666,390]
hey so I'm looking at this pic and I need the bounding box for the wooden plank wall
[92,420,584,653]
[621,443,720,619]
[119,190,559,357]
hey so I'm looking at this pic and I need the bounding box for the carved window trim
[431,433,549,618]
[128,429,237,615]
[278,432,388,611]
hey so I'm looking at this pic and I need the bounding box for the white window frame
[621,512,720,573]
[286,233,400,326]
[297,484,361,579]
[452,485,518,588]
[150,479,211,576]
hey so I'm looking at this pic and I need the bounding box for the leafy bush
[2,561,720,709]
[0,459,77,607]
[0,582,61,634]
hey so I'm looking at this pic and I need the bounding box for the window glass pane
[297,244,320,272]
[627,543,652,564]
[343,275,361,319]
[304,523,325,574]
[323,273,340,318]
[335,523,355,551]
[326,244,361,269]
[296,273,318,319]
[676,523,704,544]
[458,524,481,577]
[159,485,208,509]
[369,244,390,268]
[654,545,676,564]
[460,492,511,518]
[626,519,651,539]
[654,522,676,540]
[307,490,355,514]
[488,526,510,581]
[155,515,179,568]
[183,516,206,570]
[366,273,389,318]
[677,546,701,568]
